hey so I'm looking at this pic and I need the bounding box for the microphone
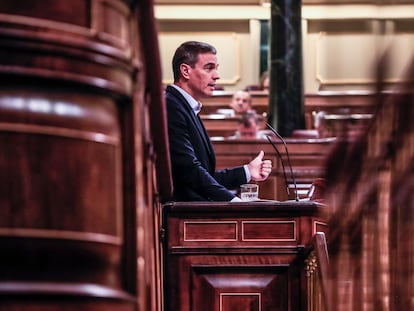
[266,135,290,199]
[266,123,300,201]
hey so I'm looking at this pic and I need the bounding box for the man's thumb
[256,150,264,160]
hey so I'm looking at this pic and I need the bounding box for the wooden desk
[162,201,327,311]
[200,91,379,132]
[212,137,335,201]
[319,112,373,139]
[305,91,378,129]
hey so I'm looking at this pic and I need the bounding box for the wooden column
[0,1,166,310]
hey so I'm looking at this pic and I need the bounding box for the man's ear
[180,63,191,80]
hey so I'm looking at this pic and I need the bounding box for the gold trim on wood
[305,251,318,277]
[305,251,322,311]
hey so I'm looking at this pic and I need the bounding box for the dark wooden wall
[0,1,169,310]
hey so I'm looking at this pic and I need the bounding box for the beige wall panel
[158,20,260,91]
[304,20,414,92]
[156,5,414,93]
[302,19,318,93]
[387,33,414,81]
[316,32,378,85]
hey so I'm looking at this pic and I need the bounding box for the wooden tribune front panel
[162,201,327,311]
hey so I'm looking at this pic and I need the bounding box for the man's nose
[213,70,220,80]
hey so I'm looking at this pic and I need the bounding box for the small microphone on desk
[266,123,300,202]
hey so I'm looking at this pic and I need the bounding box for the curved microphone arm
[266,135,290,198]
[266,123,300,201]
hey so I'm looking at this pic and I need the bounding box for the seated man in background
[236,111,259,139]
[229,90,255,115]
[229,111,270,140]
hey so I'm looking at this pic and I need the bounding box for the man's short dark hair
[239,111,259,128]
[172,41,217,82]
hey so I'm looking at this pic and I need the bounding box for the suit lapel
[194,113,214,158]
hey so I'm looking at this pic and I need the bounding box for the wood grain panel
[242,221,296,241]
[0,1,143,309]
[184,221,238,241]
[0,0,90,26]
[190,263,289,311]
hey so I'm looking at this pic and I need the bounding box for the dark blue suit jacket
[166,85,246,201]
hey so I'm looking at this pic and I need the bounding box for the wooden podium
[161,201,326,311]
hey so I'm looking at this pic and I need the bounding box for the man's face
[239,118,258,139]
[230,91,252,114]
[184,53,220,100]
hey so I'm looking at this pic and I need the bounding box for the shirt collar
[171,84,202,115]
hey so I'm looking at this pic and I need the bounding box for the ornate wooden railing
[304,232,330,311]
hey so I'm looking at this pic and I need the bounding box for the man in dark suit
[166,41,272,201]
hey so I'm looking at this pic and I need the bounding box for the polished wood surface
[0,1,165,310]
[162,201,327,311]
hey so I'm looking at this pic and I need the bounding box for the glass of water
[240,184,259,201]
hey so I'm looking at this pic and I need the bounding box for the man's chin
[203,89,214,97]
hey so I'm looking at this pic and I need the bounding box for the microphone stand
[266,123,300,202]
[266,135,290,199]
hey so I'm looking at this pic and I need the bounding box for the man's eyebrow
[203,62,218,68]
